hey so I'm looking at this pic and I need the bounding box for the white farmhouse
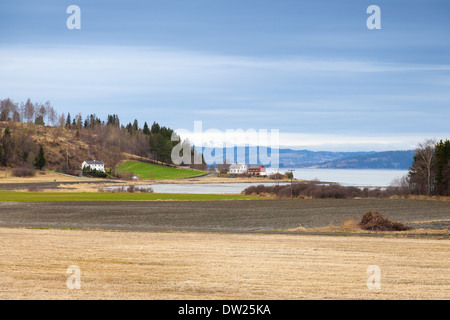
[81,160,106,172]
[227,163,248,175]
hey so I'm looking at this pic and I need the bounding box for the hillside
[0,122,94,171]
[116,161,206,180]
[0,120,181,174]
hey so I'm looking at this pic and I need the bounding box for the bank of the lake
[102,169,409,194]
[270,168,408,187]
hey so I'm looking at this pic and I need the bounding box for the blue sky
[0,0,449,151]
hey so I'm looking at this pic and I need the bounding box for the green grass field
[0,190,260,202]
[117,161,206,180]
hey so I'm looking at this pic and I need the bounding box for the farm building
[227,163,248,175]
[248,164,266,176]
[81,160,106,172]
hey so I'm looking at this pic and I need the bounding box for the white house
[227,163,248,175]
[82,160,106,172]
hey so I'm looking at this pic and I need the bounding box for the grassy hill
[116,160,207,180]
[0,121,197,177]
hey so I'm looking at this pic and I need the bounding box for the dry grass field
[0,227,448,300]
[0,169,99,184]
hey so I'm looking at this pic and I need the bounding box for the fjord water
[270,168,409,187]
[123,169,409,194]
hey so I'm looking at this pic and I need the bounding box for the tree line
[408,139,450,196]
[0,124,45,171]
[0,97,206,173]
[0,98,58,125]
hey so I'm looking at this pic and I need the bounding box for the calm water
[143,182,291,194]
[105,169,408,194]
[268,168,409,187]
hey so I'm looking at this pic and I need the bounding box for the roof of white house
[249,164,264,169]
[229,163,247,170]
[83,160,104,165]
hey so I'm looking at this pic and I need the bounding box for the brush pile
[359,211,412,231]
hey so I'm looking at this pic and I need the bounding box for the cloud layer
[1,44,448,151]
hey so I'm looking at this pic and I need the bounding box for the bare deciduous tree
[0,98,17,121]
[24,98,35,123]
[409,139,436,195]
[37,103,47,124]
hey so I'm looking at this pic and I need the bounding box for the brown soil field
[0,199,449,232]
[0,227,448,300]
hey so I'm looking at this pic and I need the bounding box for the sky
[0,0,449,151]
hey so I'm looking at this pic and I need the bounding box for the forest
[408,139,450,196]
[0,97,206,175]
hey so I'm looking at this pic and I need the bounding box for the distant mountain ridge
[278,149,369,168]
[299,150,415,169]
[206,147,415,169]
[279,149,414,169]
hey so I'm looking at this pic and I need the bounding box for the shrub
[242,181,414,199]
[116,171,135,180]
[12,166,36,177]
[100,186,153,193]
[127,185,154,193]
[359,211,412,231]
[136,186,153,193]
[277,187,293,198]
[82,166,107,178]
[269,172,286,180]
[341,218,360,229]
[242,184,286,195]
[243,182,368,199]
[27,185,40,192]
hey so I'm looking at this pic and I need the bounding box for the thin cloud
[2,45,450,88]
[1,44,448,150]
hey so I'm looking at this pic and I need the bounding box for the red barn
[248,165,266,176]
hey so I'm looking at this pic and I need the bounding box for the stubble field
[0,197,448,300]
[0,227,448,300]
